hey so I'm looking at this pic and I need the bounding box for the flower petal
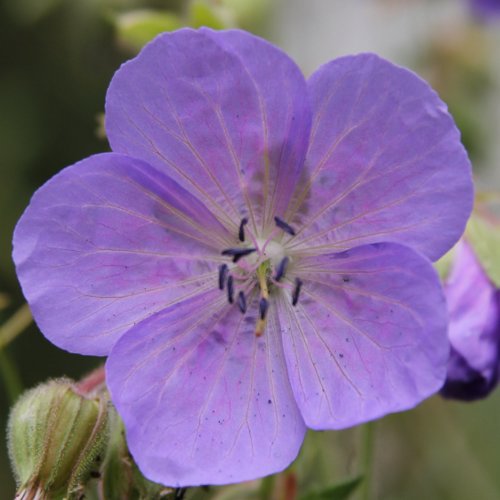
[280,243,448,429]
[441,240,500,400]
[13,153,230,355]
[106,291,306,486]
[471,0,500,18]
[285,54,472,261]
[106,28,311,234]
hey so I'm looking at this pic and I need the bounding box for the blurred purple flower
[13,29,473,486]
[469,0,500,19]
[441,240,500,400]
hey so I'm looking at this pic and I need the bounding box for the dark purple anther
[227,276,234,304]
[238,217,248,242]
[237,291,247,314]
[274,216,296,236]
[221,247,257,263]
[274,257,289,282]
[292,278,303,306]
[259,297,269,320]
[218,264,228,290]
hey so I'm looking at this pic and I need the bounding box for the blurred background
[1,0,499,498]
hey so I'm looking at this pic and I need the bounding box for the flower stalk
[361,421,376,500]
[0,303,32,350]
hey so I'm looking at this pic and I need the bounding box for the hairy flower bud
[8,378,109,500]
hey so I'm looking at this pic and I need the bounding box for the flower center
[218,217,303,336]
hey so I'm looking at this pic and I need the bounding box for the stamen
[218,264,228,290]
[270,278,293,290]
[221,247,257,263]
[259,298,269,320]
[292,278,303,306]
[237,291,247,314]
[274,216,296,236]
[227,275,234,304]
[274,257,289,282]
[255,262,271,337]
[238,217,248,242]
[255,297,269,337]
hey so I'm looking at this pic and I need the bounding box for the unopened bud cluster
[8,378,109,499]
[7,376,172,500]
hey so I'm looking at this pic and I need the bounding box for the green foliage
[221,0,270,29]
[466,213,500,287]
[112,0,272,52]
[434,245,457,281]
[3,0,64,24]
[299,476,363,500]
[190,0,229,30]
[114,10,183,50]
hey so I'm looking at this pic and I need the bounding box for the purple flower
[469,0,500,19]
[441,240,500,400]
[13,29,473,486]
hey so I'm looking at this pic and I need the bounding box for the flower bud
[8,378,109,500]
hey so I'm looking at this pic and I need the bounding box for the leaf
[189,0,231,30]
[114,10,183,51]
[466,213,500,287]
[4,0,63,24]
[434,245,457,281]
[221,0,270,27]
[299,476,363,500]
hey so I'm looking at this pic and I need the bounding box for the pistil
[256,261,270,300]
[217,216,304,333]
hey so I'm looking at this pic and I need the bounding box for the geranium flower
[13,29,473,486]
[441,240,500,400]
[469,0,500,19]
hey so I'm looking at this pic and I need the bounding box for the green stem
[0,349,23,403]
[0,302,32,350]
[361,421,375,500]
[0,304,30,404]
[259,473,276,500]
